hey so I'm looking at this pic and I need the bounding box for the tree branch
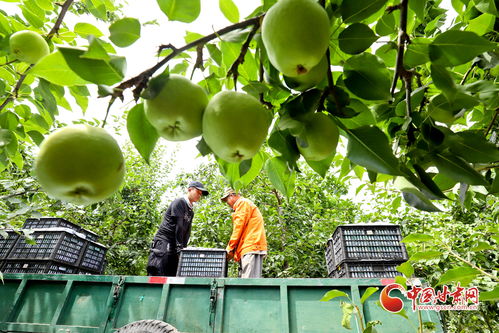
[442,243,499,282]
[0,65,33,112]
[227,22,261,89]
[460,62,477,85]
[114,14,265,102]
[190,45,205,80]
[47,0,75,39]
[391,0,416,145]
[485,108,498,137]
[390,0,411,96]
[0,188,38,201]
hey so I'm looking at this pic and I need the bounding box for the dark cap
[188,181,209,196]
[220,188,236,202]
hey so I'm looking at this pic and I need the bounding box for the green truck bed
[0,273,443,333]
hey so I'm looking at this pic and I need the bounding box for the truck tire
[116,319,179,333]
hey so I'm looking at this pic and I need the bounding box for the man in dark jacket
[147,181,209,276]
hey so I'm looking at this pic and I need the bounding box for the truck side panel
[0,274,444,333]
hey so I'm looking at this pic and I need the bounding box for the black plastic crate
[7,229,86,266]
[24,217,78,230]
[177,247,227,277]
[79,241,107,273]
[329,261,404,278]
[327,224,408,274]
[24,218,100,242]
[1,260,80,274]
[0,230,19,260]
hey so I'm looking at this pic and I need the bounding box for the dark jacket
[155,197,194,252]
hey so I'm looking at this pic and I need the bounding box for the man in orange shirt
[221,189,267,278]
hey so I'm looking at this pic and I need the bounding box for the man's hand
[226,249,234,260]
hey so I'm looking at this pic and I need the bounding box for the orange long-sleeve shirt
[226,197,267,262]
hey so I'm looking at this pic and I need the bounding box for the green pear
[144,74,208,141]
[34,125,125,206]
[284,55,328,91]
[202,91,272,163]
[297,112,339,161]
[262,0,330,77]
[9,30,50,64]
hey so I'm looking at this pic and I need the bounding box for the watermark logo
[380,283,479,312]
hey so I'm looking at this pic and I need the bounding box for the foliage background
[0,0,497,332]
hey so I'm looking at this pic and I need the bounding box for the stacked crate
[177,247,228,277]
[0,217,107,274]
[326,224,408,278]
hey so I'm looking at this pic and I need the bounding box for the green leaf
[361,287,379,304]
[396,261,414,277]
[430,64,457,100]
[341,100,376,128]
[409,0,426,21]
[346,125,402,175]
[402,233,433,243]
[343,53,391,100]
[375,12,396,36]
[217,152,267,189]
[375,42,397,68]
[432,153,489,186]
[364,321,381,333]
[306,154,334,178]
[141,74,170,100]
[34,79,57,115]
[0,111,19,131]
[59,47,126,85]
[470,241,494,252]
[429,30,496,67]
[265,156,296,198]
[394,276,407,289]
[404,38,431,68]
[126,103,159,164]
[410,251,443,261]
[446,131,499,163]
[238,151,266,187]
[109,17,141,47]
[196,138,212,156]
[475,0,498,16]
[321,289,349,302]
[413,165,447,199]
[402,190,441,212]
[31,51,90,86]
[338,23,379,55]
[437,266,481,286]
[35,0,54,11]
[491,173,499,194]
[466,13,496,35]
[219,0,239,23]
[479,285,499,302]
[157,0,201,23]
[0,129,13,148]
[27,130,44,146]
[81,36,110,61]
[268,129,300,165]
[74,22,104,37]
[340,0,388,23]
[341,301,354,330]
[69,86,89,113]
[21,3,44,28]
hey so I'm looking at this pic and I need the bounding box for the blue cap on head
[188,181,209,196]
